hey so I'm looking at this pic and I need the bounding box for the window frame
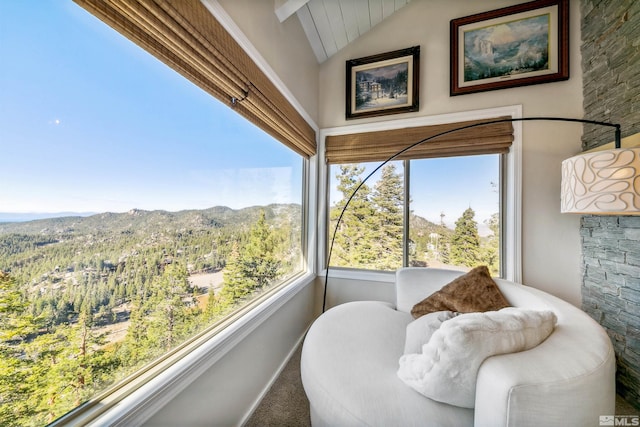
[43,3,320,426]
[319,105,523,284]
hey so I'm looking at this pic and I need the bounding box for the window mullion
[403,159,410,267]
[499,153,507,278]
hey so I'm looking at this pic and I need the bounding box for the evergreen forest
[329,163,500,273]
[0,205,300,426]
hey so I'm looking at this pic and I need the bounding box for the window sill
[323,267,396,283]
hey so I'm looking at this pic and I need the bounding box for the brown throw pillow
[411,266,510,319]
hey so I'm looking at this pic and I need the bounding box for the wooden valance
[325,117,514,163]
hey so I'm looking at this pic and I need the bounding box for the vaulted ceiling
[275,0,412,63]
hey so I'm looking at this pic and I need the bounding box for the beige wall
[318,0,585,305]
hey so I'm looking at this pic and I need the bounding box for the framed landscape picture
[450,0,569,96]
[346,46,419,120]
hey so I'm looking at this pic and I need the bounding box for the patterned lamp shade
[561,148,640,214]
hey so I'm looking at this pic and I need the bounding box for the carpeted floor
[244,344,311,427]
[245,343,638,426]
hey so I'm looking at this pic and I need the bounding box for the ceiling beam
[296,5,328,62]
[275,0,311,22]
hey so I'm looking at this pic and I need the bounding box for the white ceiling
[275,0,412,63]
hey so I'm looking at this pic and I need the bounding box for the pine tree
[330,164,378,268]
[242,211,280,290]
[147,263,191,351]
[482,212,500,275]
[439,234,451,265]
[203,286,222,322]
[24,328,70,425]
[0,271,33,341]
[122,262,193,366]
[0,272,38,426]
[122,296,149,367]
[449,207,481,268]
[219,212,281,303]
[23,303,117,425]
[219,241,254,303]
[371,164,404,270]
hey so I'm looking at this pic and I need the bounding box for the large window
[0,3,305,426]
[328,155,502,275]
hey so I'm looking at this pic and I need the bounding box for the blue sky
[409,155,499,229]
[0,1,301,215]
[0,2,497,228]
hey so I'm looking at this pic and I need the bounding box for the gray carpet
[244,344,311,427]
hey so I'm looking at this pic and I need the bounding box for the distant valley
[0,211,96,223]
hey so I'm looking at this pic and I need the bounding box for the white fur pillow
[404,311,458,355]
[397,307,557,408]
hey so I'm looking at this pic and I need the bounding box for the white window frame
[318,105,523,284]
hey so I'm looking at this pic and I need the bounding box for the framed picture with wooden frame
[450,0,569,96]
[346,46,420,120]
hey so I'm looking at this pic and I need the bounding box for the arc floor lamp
[323,116,638,312]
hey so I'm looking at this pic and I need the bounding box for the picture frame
[346,46,419,120]
[450,0,569,96]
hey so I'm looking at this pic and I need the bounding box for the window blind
[325,117,514,164]
[73,0,316,157]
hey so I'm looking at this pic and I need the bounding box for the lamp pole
[323,116,622,313]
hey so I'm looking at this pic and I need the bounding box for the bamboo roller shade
[325,117,514,164]
[73,0,316,158]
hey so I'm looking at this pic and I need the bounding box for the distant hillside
[0,212,96,223]
[409,213,452,237]
[0,204,301,236]
[0,203,302,298]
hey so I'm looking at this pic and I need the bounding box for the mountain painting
[463,13,550,82]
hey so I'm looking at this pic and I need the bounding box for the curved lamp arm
[323,116,621,313]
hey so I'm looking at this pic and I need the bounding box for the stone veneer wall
[581,0,640,148]
[581,216,640,407]
[580,0,640,409]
